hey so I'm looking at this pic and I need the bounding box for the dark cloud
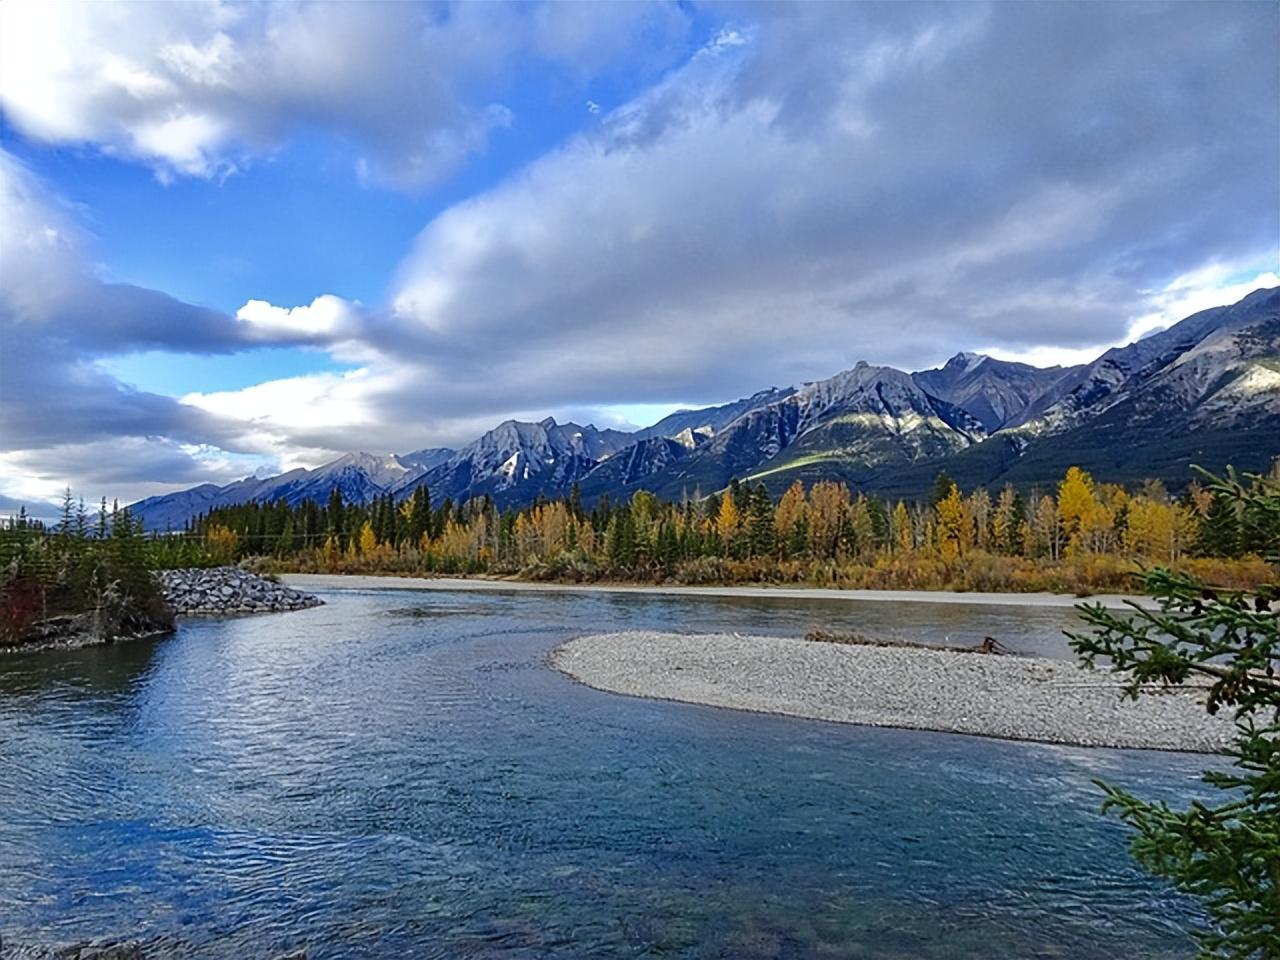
[371,1,1276,414]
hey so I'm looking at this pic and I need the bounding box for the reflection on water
[0,588,1209,958]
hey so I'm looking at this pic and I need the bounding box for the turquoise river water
[0,586,1213,958]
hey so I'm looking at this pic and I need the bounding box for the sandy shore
[552,631,1232,753]
[281,573,1151,609]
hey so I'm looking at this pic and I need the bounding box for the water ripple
[0,589,1211,958]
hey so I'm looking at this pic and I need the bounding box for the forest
[177,465,1278,594]
[0,496,170,645]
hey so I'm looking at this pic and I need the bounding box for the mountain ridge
[131,287,1280,528]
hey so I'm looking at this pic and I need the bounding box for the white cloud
[983,260,1280,368]
[0,148,377,507]
[236,295,361,343]
[0,0,692,188]
[0,3,1276,507]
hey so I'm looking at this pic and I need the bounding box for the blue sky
[0,1,1276,507]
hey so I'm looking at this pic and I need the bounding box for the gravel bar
[552,631,1234,753]
[282,573,1151,609]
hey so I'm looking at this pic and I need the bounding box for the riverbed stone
[156,567,323,618]
[553,630,1236,753]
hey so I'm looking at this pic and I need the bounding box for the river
[0,586,1210,958]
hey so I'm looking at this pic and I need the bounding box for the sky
[0,0,1277,510]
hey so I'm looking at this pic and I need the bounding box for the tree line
[0,494,169,644]
[183,465,1278,592]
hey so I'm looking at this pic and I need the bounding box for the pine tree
[930,471,955,508]
[656,518,679,573]
[745,485,775,558]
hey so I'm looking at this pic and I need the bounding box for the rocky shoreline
[158,567,323,616]
[552,631,1235,753]
[2,568,322,654]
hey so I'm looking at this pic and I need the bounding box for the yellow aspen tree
[934,483,971,560]
[1058,466,1098,544]
[357,520,378,556]
[205,524,239,563]
[967,488,992,551]
[893,500,913,554]
[1032,494,1060,560]
[1058,466,1111,557]
[513,512,535,562]
[807,480,849,558]
[715,493,741,551]
[1074,498,1115,557]
[992,486,1018,554]
[774,480,807,542]
[1125,498,1173,561]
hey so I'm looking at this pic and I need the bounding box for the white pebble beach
[552,631,1235,753]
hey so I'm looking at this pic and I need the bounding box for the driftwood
[805,629,1016,656]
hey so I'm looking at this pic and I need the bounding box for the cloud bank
[0,1,1276,505]
[0,0,691,188]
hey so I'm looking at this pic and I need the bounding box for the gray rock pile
[158,567,323,616]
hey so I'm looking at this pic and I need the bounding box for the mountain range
[132,287,1280,529]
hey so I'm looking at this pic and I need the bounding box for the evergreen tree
[745,484,775,558]
[1197,493,1241,558]
[655,518,679,573]
[406,485,431,545]
[325,487,345,545]
[929,471,955,508]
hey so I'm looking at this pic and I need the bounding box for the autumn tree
[1028,494,1060,560]
[715,490,742,556]
[357,520,378,557]
[205,524,240,564]
[934,483,972,560]
[807,480,848,559]
[774,481,808,558]
[892,500,913,554]
[1059,466,1115,557]
[968,487,992,551]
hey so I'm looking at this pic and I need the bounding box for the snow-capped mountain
[576,429,714,501]
[132,453,420,530]
[131,287,1279,527]
[400,418,635,508]
[630,387,796,442]
[912,354,1077,432]
[631,361,990,501]
[1011,287,1280,433]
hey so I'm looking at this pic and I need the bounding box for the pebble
[551,631,1236,753]
[157,567,323,617]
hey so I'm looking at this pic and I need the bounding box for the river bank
[552,631,1232,753]
[2,568,322,654]
[280,573,1153,609]
[159,567,322,616]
